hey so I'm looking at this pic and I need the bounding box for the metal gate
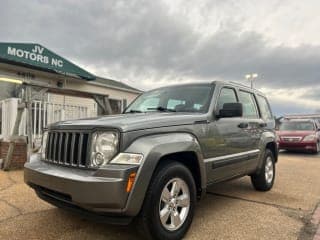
[0,98,97,146]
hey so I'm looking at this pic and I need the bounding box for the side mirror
[218,102,243,118]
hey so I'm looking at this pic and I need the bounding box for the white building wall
[0,62,141,105]
[66,80,139,104]
[0,62,141,143]
[48,94,97,117]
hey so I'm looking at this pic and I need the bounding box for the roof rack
[281,117,314,122]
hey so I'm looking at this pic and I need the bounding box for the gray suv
[24,81,277,240]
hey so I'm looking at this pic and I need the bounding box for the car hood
[276,130,315,137]
[49,112,208,132]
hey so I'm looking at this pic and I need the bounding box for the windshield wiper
[125,109,144,113]
[147,106,176,112]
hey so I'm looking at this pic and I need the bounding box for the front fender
[122,133,205,216]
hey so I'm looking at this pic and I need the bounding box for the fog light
[93,152,105,166]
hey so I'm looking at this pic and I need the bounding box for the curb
[312,204,320,240]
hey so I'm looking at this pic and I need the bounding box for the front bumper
[278,141,317,151]
[24,154,139,217]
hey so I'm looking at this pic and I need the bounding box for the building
[0,42,141,169]
[282,114,320,121]
[281,114,320,125]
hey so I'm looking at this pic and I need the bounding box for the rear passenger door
[237,90,265,172]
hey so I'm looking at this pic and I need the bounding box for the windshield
[125,84,214,113]
[279,122,315,131]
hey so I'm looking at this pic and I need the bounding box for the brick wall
[0,140,27,170]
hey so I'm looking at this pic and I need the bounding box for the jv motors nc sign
[7,45,64,68]
[0,42,96,80]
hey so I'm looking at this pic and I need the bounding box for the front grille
[45,131,90,168]
[281,136,302,142]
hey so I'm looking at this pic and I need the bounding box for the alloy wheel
[265,156,274,184]
[159,178,190,231]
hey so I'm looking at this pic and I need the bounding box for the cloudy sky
[1,0,320,116]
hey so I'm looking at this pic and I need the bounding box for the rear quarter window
[257,95,273,120]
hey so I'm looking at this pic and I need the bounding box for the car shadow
[53,208,141,240]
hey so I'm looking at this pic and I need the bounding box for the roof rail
[229,81,251,88]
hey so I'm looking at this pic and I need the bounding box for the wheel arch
[122,132,206,216]
[266,141,278,162]
[156,151,203,199]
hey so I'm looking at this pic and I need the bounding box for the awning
[0,42,96,80]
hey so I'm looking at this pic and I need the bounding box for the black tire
[251,149,275,191]
[136,161,196,240]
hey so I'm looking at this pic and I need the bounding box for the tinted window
[125,85,213,113]
[238,91,259,118]
[257,95,273,120]
[217,88,237,111]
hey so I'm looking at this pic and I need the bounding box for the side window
[238,91,259,118]
[257,95,273,120]
[217,88,237,112]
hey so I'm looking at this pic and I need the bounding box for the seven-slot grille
[45,131,90,168]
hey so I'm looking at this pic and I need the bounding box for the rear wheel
[137,162,196,240]
[251,149,275,191]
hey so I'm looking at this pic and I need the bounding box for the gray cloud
[0,0,320,113]
[269,98,319,116]
[302,88,320,101]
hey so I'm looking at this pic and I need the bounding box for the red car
[277,119,320,153]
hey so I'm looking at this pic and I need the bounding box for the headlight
[302,134,316,142]
[109,153,143,165]
[91,131,119,167]
[41,131,48,159]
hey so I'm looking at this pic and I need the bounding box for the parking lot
[0,152,319,240]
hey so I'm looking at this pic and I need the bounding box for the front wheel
[251,149,275,191]
[137,162,196,240]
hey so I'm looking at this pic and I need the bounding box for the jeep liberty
[25,81,278,240]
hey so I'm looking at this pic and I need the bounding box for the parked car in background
[277,119,320,153]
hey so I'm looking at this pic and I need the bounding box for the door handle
[238,122,249,128]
